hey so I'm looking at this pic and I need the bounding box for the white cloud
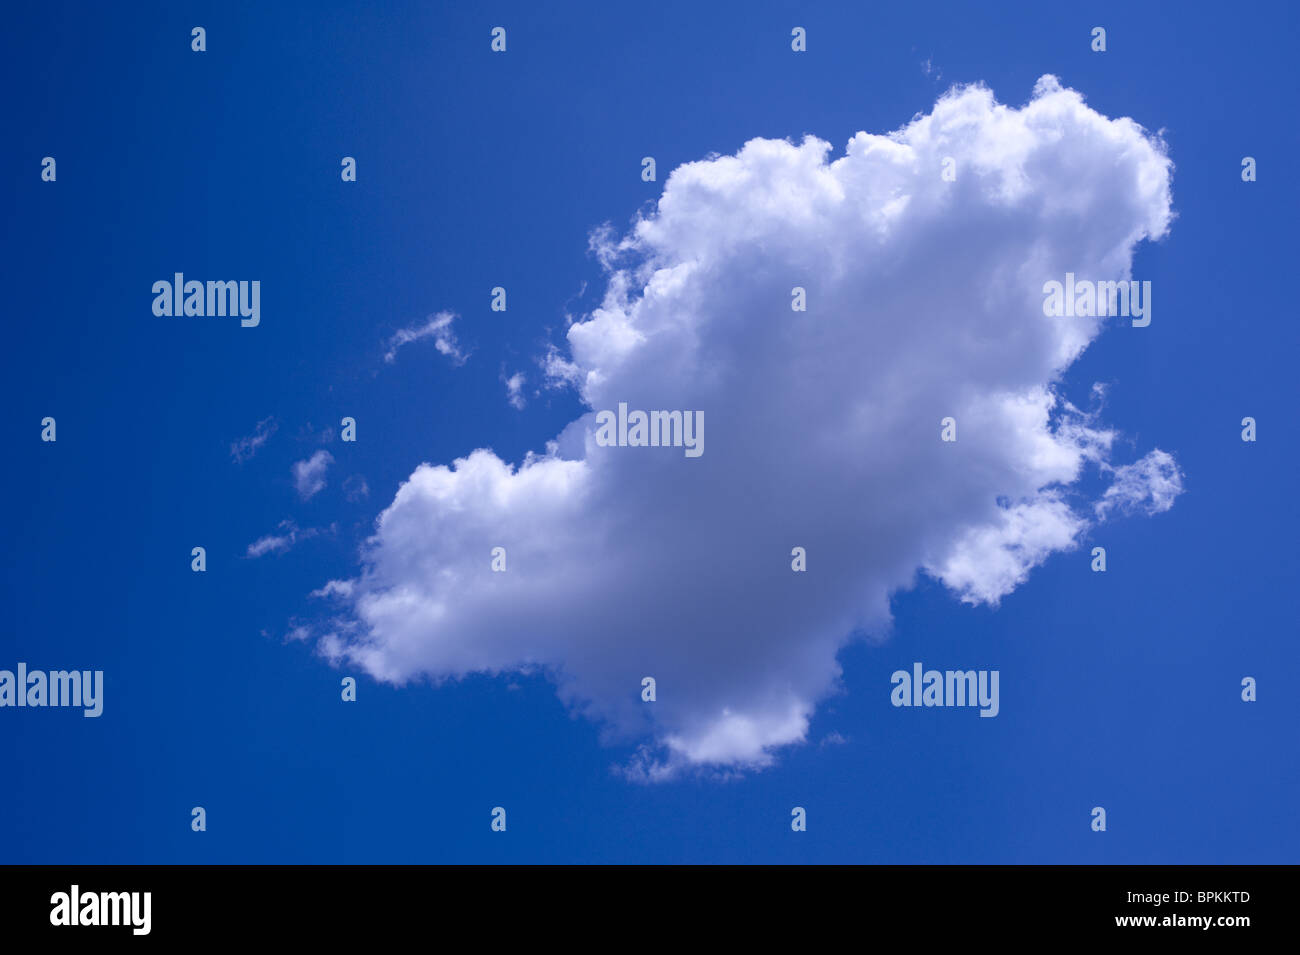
[542,344,582,390]
[926,491,1085,606]
[247,532,294,558]
[385,311,466,365]
[309,77,1182,777]
[1095,449,1184,519]
[310,579,355,599]
[247,520,319,558]
[293,450,334,500]
[230,417,277,463]
[343,474,370,501]
[504,372,527,410]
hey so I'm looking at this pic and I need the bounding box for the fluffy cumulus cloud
[310,77,1182,777]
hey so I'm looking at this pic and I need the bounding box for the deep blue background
[2,0,1296,862]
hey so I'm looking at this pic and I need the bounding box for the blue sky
[3,0,1297,863]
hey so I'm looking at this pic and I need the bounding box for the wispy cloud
[343,474,370,501]
[292,450,334,500]
[384,311,466,365]
[503,372,527,410]
[1095,450,1184,519]
[310,579,355,599]
[246,520,317,558]
[230,417,277,463]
